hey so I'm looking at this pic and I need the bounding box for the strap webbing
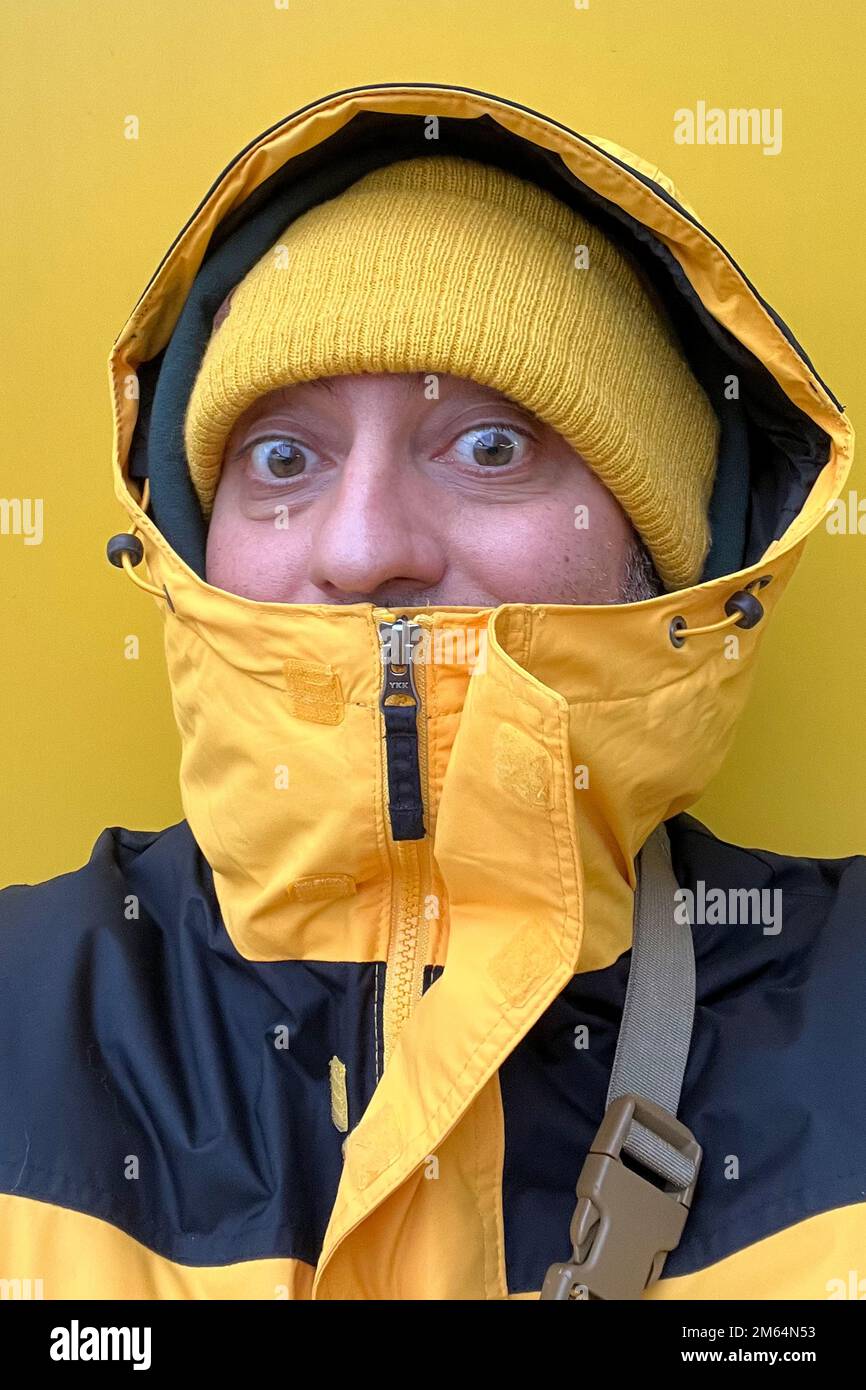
[607,822,697,1189]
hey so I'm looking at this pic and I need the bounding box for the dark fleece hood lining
[129,109,833,587]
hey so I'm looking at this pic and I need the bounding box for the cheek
[448,497,588,574]
[205,492,308,601]
[446,484,632,599]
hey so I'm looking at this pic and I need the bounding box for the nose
[305,436,445,600]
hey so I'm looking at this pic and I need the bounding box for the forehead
[230,372,543,422]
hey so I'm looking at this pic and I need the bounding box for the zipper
[376,614,431,1070]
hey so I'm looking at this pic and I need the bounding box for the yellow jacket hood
[103,83,856,1297]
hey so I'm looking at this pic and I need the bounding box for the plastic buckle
[540,1093,702,1301]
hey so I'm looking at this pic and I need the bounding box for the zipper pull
[379,617,422,711]
[378,619,425,842]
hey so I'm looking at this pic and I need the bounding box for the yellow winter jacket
[0,82,861,1302]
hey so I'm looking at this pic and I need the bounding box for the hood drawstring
[668,575,772,646]
[106,486,771,645]
[106,481,176,611]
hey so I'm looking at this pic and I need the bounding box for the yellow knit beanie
[184,155,719,589]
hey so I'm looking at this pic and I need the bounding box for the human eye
[444,422,535,471]
[245,436,321,484]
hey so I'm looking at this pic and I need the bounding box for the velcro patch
[488,920,560,1007]
[347,1102,403,1189]
[283,658,344,725]
[287,874,356,903]
[329,1056,349,1134]
[493,722,553,808]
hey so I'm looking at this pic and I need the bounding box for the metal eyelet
[669,574,774,646]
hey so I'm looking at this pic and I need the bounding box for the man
[0,83,862,1301]
[203,370,667,608]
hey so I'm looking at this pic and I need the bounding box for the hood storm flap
[0,83,863,1301]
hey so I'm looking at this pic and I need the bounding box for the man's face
[205,371,644,607]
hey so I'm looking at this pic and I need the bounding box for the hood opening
[127,105,834,590]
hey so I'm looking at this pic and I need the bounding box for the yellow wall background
[2,0,864,887]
